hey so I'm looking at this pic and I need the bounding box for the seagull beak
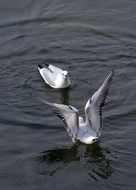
[63,71,68,77]
[92,137,98,143]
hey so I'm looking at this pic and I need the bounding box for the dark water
[0,0,136,189]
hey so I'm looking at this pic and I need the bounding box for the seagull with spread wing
[40,71,114,144]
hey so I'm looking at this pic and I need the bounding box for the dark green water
[0,0,136,189]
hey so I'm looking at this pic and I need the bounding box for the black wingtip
[111,70,114,76]
[45,63,49,67]
[38,64,43,69]
[108,70,114,81]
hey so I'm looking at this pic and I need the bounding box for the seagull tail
[38,64,43,69]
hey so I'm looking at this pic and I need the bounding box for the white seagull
[38,64,71,88]
[40,71,114,144]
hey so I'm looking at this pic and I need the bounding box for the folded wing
[48,64,63,74]
[38,66,56,87]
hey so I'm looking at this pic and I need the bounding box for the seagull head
[92,137,98,143]
[62,70,68,77]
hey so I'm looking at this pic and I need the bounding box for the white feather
[40,71,114,144]
[38,64,71,88]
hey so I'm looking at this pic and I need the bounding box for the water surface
[0,0,136,189]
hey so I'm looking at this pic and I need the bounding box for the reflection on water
[35,142,112,180]
[85,143,112,180]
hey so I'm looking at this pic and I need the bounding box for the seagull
[40,71,114,144]
[38,64,71,88]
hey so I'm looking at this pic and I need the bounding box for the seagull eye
[62,73,67,77]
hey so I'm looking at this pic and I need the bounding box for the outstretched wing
[85,71,114,136]
[40,99,79,143]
